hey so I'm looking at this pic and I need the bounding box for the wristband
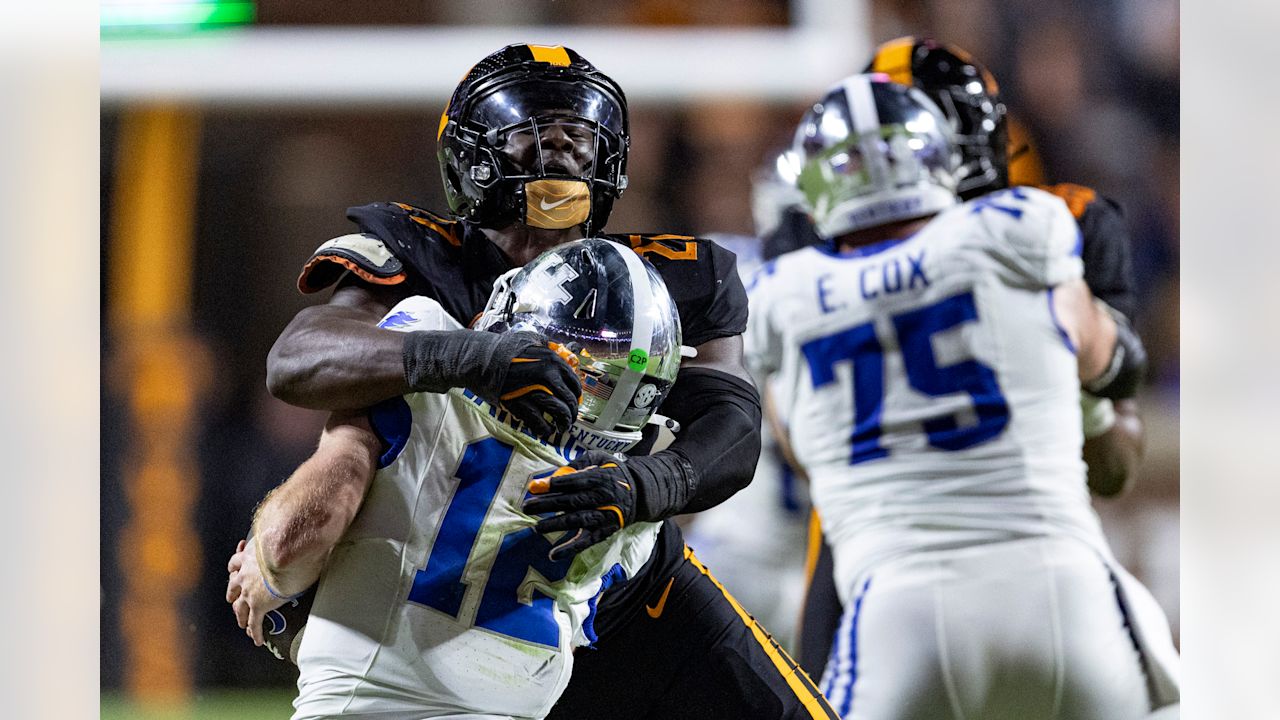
[261,574,306,602]
[1080,391,1116,439]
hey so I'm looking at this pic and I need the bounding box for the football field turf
[101,689,297,720]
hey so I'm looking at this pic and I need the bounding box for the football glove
[403,329,581,437]
[524,449,696,560]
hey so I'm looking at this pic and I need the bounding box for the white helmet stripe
[844,74,880,136]
[592,241,655,431]
[844,74,891,191]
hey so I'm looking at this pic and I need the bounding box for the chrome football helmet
[791,73,960,239]
[477,238,682,454]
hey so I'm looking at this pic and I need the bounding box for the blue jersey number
[801,290,1009,465]
[407,437,571,647]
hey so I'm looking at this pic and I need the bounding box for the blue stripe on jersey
[368,396,413,468]
[1071,228,1084,257]
[1045,288,1077,354]
[582,563,628,647]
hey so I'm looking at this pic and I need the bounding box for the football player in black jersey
[237,43,836,719]
[793,36,1150,680]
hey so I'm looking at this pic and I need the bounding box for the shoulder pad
[297,232,406,294]
[346,201,465,251]
[1038,183,1099,220]
[968,186,1082,288]
[386,202,464,247]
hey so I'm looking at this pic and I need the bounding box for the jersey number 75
[801,290,1010,465]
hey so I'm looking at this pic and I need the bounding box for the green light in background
[101,2,255,32]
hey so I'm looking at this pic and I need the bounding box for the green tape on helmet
[628,348,649,372]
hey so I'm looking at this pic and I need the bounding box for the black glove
[403,329,581,438]
[523,449,698,560]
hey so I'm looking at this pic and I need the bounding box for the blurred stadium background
[99,0,1178,717]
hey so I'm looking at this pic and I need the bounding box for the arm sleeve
[1078,195,1138,319]
[656,367,763,513]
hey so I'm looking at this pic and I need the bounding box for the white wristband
[1080,391,1116,439]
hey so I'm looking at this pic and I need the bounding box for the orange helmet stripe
[871,36,917,86]
[527,44,571,66]
[437,107,449,141]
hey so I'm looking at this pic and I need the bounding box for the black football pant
[547,521,837,720]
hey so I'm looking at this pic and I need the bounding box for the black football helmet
[437,44,630,234]
[865,37,1008,199]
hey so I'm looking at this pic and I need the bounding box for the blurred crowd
[101,0,1178,692]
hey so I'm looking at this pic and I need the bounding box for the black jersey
[1039,183,1137,319]
[298,201,749,348]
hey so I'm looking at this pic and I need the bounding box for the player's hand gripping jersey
[746,186,1115,599]
[293,297,660,720]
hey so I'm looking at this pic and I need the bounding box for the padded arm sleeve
[656,367,763,514]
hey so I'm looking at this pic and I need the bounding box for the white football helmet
[792,73,961,239]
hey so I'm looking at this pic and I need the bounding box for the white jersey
[745,186,1112,602]
[294,297,660,720]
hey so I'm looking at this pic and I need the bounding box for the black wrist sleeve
[653,367,763,514]
[403,330,492,394]
[1083,305,1148,400]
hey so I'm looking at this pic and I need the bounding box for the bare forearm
[253,422,380,594]
[267,304,412,410]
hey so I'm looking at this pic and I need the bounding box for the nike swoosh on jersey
[646,577,676,618]
[539,196,573,211]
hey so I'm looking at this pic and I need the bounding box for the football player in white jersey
[228,239,683,720]
[745,75,1176,719]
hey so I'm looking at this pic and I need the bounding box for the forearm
[267,304,412,410]
[252,421,380,595]
[656,367,763,514]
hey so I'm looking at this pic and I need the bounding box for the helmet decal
[526,44,572,66]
